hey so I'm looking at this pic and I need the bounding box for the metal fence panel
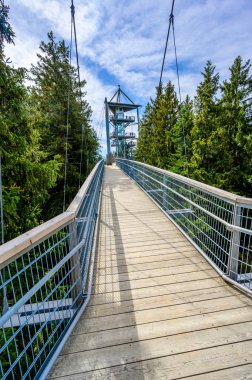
[0,160,104,380]
[116,159,252,294]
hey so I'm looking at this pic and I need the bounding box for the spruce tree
[135,102,153,162]
[0,33,61,240]
[151,81,178,169]
[170,95,194,175]
[30,32,99,216]
[190,61,220,183]
[218,56,252,195]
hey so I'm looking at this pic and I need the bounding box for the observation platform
[48,165,252,379]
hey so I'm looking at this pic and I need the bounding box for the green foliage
[0,0,15,48]
[0,51,61,240]
[136,57,252,197]
[29,32,99,217]
[190,60,221,183]
[169,95,194,176]
[136,82,179,169]
[217,56,252,195]
[0,29,99,241]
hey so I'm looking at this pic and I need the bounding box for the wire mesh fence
[116,159,252,294]
[0,160,104,380]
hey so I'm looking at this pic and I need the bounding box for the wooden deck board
[48,165,252,379]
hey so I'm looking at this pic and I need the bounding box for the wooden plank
[97,243,194,259]
[48,165,252,380]
[93,269,217,294]
[99,226,182,234]
[94,262,212,285]
[98,238,191,252]
[89,277,224,306]
[72,298,252,338]
[185,364,252,380]
[96,255,206,273]
[48,321,252,377]
[98,231,183,245]
[50,342,252,379]
[85,286,240,318]
[96,248,202,266]
[99,225,179,234]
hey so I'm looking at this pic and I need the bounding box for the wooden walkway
[49,165,252,379]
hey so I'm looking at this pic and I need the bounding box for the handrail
[0,159,104,380]
[132,160,252,206]
[0,239,86,329]
[39,161,104,380]
[0,160,103,269]
[117,161,252,236]
[0,212,75,268]
[116,158,252,295]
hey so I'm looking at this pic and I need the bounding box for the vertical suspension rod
[71,0,87,187]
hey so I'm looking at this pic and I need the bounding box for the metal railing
[0,160,104,380]
[116,159,252,295]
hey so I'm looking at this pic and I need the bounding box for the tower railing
[0,160,104,380]
[116,158,252,295]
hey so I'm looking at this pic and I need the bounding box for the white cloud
[5,0,252,131]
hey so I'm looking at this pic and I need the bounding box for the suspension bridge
[1,157,252,379]
[1,0,252,379]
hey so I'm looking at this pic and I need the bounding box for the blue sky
[5,0,252,153]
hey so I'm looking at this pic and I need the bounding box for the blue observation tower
[105,86,141,164]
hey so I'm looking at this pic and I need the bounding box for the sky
[4,0,252,155]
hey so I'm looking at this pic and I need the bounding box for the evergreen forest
[0,9,99,242]
[136,59,252,197]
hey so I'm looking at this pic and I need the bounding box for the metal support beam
[105,97,112,165]
[137,106,140,133]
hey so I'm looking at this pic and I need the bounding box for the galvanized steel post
[69,219,82,305]
[229,204,241,281]
[105,97,112,165]
[163,174,167,210]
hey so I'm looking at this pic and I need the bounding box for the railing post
[142,167,146,189]
[163,174,167,210]
[69,219,82,305]
[229,204,241,281]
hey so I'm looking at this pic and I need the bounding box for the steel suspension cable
[171,16,189,176]
[159,0,175,88]
[63,9,73,212]
[70,0,88,189]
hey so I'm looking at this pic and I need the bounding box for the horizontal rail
[0,160,104,380]
[132,160,252,206]
[0,212,75,268]
[118,161,252,236]
[0,239,85,329]
[116,158,252,295]
[0,160,103,269]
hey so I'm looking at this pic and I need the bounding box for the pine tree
[135,102,153,162]
[217,56,252,195]
[170,95,194,175]
[190,61,220,183]
[30,32,99,216]
[136,82,179,169]
[0,42,61,240]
